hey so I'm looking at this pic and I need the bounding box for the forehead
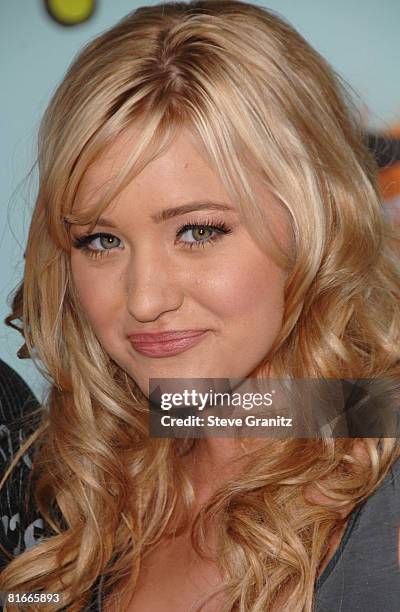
[70,124,292,268]
[74,125,231,216]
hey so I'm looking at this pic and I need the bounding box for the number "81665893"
[3,592,61,604]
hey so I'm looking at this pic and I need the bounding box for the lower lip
[129,331,209,358]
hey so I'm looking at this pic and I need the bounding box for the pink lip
[127,330,209,358]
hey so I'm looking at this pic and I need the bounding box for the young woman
[1,1,399,610]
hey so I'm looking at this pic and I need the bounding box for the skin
[70,127,288,404]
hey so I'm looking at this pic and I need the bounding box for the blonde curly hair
[1,1,399,610]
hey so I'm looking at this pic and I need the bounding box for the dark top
[0,359,399,610]
[0,359,43,569]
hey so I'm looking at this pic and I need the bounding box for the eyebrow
[93,201,235,227]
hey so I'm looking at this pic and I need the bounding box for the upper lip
[127,330,209,343]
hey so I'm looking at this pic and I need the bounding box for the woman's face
[70,127,288,397]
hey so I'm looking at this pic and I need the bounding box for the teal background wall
[1,0,400,399]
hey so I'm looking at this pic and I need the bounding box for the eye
[72,232,123,256]
[179,226,215,243]
[176,220,232,248]
[90,234,121,251]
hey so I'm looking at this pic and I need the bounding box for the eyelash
[71,218,233,259]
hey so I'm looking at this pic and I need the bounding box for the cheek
[70,257,122,332]
[191,251,285,324]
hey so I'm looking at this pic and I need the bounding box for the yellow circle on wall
[45,0,96,26]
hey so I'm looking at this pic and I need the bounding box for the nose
[124,249,184,323]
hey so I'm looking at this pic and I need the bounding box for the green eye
[176,221,232,249]
[191,227,213,241]
[99,235,120,249]
[180,226,215,243]
[72,232,123,254]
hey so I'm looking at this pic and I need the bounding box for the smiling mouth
[128,330,209,358]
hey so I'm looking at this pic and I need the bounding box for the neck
[181,437,250,508]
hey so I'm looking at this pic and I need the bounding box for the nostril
[125,281,185,323]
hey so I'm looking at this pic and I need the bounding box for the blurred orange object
[378,125,400,225]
